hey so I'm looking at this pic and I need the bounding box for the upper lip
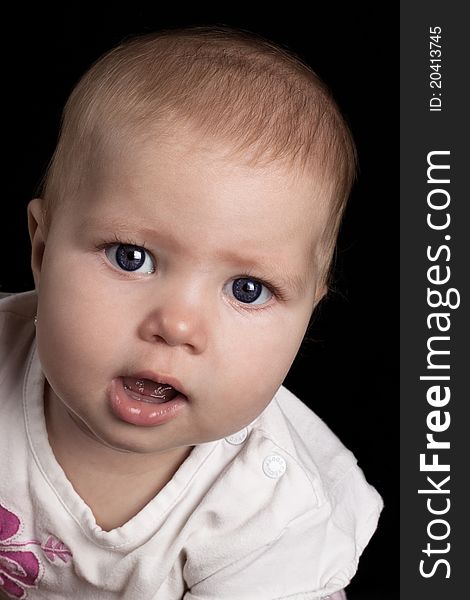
[125,370,189,398]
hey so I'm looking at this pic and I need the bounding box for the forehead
[100,129,327,212]
[74,130,331,275]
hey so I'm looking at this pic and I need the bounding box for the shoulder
[0,290,37,326]
[264,385,383,533]
[184,386,382,593]
[0,290,37,386]
[257,385,360,492]
[255,385,383,538]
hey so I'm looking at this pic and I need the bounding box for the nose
[139,294,209,353]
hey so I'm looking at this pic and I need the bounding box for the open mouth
[109,375,188,427]
[122,377,182,404]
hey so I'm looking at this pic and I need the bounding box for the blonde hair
[39,25,357,287]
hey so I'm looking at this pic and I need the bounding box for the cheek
[36,255,120,385]
[211,313,307,409]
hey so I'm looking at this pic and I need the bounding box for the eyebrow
[81,216,309,296]
[213,248,309,296]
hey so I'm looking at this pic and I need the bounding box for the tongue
[122,377,178,404]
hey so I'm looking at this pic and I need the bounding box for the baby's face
[30,131,329,457]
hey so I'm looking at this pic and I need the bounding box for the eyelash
[239,269,289,303]
[95,235,289,307]
[95,234,153,279]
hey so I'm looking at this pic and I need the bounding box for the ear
[313,282,328,309]
[27,198,47,290]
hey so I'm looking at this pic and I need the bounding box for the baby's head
[39,26,356,292]
[28,26,356,456]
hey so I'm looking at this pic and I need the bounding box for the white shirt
[0,291,383,599]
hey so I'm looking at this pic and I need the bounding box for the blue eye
[105,244,156,274]
[225,278,272,305]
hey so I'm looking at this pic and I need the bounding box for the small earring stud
[34,315,38,326]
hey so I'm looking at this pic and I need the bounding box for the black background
[2,5,398,598]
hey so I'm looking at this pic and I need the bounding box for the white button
[225,428,248,445]
[262,454,287,478]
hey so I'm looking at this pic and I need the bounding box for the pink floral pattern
[0,503,72,599]
[42,536,72,565]
[0,504,41,599]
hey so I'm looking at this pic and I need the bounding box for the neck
[44,382,192,479]
[43,383,193,530]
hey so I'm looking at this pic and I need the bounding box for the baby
[0,26,382,599]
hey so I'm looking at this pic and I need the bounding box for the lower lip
[108,377,187,427]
